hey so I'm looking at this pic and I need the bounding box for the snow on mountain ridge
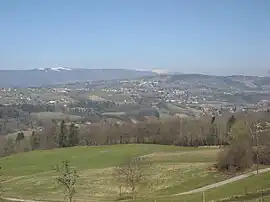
[135,68,169,74]
[36,67,72,72]
[151,69,169,74]
[50,67,72,71]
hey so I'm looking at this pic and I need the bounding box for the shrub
[217,137,253,172]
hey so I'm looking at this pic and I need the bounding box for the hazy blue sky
[0,0,269,75]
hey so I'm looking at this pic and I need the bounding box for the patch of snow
[36,67,72,72]
[152,69,169,74]
[135,68,152,72]
[51,67,72,71]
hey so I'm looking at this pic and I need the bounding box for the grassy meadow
[0,145,223,201]
[142,171,270,202]
[30,112,82,121]
[0,144,269,202]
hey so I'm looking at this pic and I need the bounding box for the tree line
[1,111,270,173]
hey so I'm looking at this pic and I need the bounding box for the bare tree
[55,160,79,202]
[0,166,3,198]
[113,157,151,198]
[217,120,253,172]
[245,120,259,174]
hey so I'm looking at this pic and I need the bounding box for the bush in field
[217,120,253,172]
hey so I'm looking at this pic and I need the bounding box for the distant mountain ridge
[0,68,157,87]
[1,68,270,90]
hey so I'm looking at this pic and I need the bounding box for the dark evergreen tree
[30,131,40,150]
[227,115,236,131]
[67,123,79,147]
[59,120,68,147]
[16,132,25,143]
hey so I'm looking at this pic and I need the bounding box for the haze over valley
[1,0,270,202]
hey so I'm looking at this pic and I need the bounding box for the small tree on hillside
[55,160,78,202]
[113,157,152,197]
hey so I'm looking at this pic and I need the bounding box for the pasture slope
[0,144,269,202]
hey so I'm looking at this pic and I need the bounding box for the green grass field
[89,90,132,103]
[0,145,224,201]
[141,171,270,202]
[102,111,126,116]
[1,144,269,202]
[31,112,82,121]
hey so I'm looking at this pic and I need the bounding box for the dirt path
[3,198,41,202]
[3,197,102,202]
[2,168,270,202]
[173,167,270,196]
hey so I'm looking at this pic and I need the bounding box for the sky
[0,0,270,75]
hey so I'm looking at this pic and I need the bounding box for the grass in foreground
[133,170,270,202]
[0,144,224,201]
[3,144,269,202]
